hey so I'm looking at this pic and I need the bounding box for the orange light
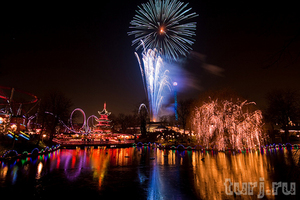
[11,124,17,131]
[159,27,165,34]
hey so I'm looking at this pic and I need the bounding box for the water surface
[0,147,299,199]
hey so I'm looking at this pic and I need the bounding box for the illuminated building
[94,102,112,134]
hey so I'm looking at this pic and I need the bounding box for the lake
[0,146,299,199]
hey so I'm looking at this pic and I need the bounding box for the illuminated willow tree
[192,98,264,151]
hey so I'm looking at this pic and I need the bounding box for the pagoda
[94,102,111,134]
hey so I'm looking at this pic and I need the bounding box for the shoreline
[0,144,61,161]
[1,141,299,162]
[134,142,300,151]
[61,142,134,149]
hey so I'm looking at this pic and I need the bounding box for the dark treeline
[24,88,300,144]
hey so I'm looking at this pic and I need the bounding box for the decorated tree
[192,92,264,150]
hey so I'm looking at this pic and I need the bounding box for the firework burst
[128,0,198,60]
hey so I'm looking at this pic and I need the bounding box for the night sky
[1,1,300,117]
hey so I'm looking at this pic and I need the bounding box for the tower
[173,82,178,121]
[94,102,112,134]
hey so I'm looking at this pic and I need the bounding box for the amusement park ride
[64,103,112,134]
[0,86,112,141]
[0,86,39,140]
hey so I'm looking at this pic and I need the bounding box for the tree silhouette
[265,89,300,142]
[39,90,72,141]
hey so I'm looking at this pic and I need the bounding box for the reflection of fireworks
[193,99,264,150]
[135,49,171,122]
[128,0,198,60]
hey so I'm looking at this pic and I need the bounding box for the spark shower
[135,48,171,122]
[129,0,198,121]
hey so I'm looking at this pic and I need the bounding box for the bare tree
[177,99,194,134]
[38,90,72,141]
[138,106,148,137]
[265,89,300,142]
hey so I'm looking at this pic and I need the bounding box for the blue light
[174,83,178,121]
[19,134,29,140]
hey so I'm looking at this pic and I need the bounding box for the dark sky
[1,1,300,117]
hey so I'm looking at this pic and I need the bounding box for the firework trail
[128,0,198,60]
[135,48,171,122]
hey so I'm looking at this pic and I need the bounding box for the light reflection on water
[0,147,299,199]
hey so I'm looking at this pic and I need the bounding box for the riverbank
[54,138,135,149]
[134,141,300,151]
[61,143,133,149]
[0,134,60,161]
[0,144,61,161]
